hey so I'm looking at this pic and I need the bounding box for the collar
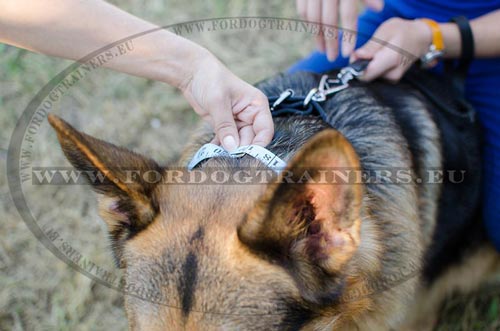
[188,143,286,173]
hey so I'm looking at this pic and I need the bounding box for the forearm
[0,0,207,88]
[439,9,500,58]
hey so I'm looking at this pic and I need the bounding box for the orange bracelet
[420,18,444,51]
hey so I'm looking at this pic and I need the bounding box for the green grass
[436,287,500,331]
[0,1,499,330]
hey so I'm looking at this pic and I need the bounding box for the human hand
[351,18,432,82]
[296,0,384,60]
[180,51,274,151]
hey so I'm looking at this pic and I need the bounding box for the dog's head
[49,114,367,330]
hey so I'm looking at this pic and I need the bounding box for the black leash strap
[268,59,370,121]
[268,93,329,122]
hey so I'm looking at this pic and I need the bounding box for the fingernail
[326,49,335,62]
[373,0,384,11]
[366,0,384,11]
[222,136,237,152]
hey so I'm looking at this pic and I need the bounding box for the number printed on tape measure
[188,143,286,172]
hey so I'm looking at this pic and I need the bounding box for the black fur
[253,68,484,285]
[179,251,198,317]
[280,298,315,331]
[367,70,485,283]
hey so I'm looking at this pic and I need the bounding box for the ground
[0,1,499,330]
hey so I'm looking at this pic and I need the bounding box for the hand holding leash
[351,18,433,82]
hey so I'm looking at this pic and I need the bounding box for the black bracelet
[450,16,475,64]
[444,16,475,94]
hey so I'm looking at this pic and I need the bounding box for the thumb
[352,39,380,60]
[212,101,240,152]
[350,38,380,67]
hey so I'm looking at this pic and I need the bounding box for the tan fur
[403,245,500,330]
[48,113,498,331]
[48,114,150,206]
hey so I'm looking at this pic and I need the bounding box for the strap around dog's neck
[188,143,286,173]
[188,61,372,173]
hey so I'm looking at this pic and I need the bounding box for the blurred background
[1,1,499,330]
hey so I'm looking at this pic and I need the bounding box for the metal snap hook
[271,89,294,110]
[304,88,322,106]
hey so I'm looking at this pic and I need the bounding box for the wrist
[439,22,462,58]
[166,39,212,91]
[414,19,434,56]
[150,31,211,89]
[108,28,211,90]
[416,18,444,68]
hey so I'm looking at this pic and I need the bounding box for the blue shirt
[288,0,500,251]
[391,0,500,20]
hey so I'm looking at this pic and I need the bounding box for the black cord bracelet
[450,16,475,70]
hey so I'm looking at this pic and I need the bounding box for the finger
[382,66,405,82]
[350,37,380,65]
[322,0,339,60]
[352,35,382,59]
[251,106,274,147]
[211,98,240,151]
[297,0,307,18]
[340,0,357,57]
[359,46,399,81]
[316,34,326,53]
[382,53,413,82]
[364,0,384,11]
[308,0,325,53]
[238,125,254,147]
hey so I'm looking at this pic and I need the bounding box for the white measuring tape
[188,143,287,173]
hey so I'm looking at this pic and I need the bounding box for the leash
[269,59,370,121]
[188,60,370,173]
[188,48,476,173]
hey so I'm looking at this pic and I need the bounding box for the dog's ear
[48,114,161,267]
[238,129,363,304]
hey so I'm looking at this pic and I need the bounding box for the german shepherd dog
[48,68,499,330]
